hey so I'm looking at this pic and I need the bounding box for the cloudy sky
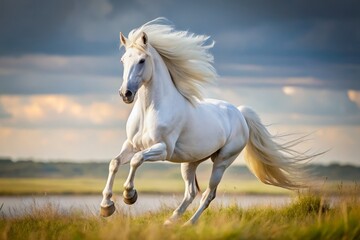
[0,0,359,165]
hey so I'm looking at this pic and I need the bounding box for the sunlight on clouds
[0,127,126,161]
[282,86,297,96]
[0,96,45,120]
[0,95,130,128]
[1,124,358,164]
[348,90,360,108]
[88,102,116,124]
[0,128,12,138]
[0,89,359,163]
[41,95,67,113]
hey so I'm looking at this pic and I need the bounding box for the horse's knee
[109,159,120,173]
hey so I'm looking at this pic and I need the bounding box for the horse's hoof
[163,219,174,226]
[100,202,116,217]
[123,189,138,205]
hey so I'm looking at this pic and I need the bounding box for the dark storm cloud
[1,0,359,56]
[0,0,359,92]
[0,0,76,55]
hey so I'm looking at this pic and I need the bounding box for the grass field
[0,177,356,196]
[0,178,293,195]
[0,194,359,239]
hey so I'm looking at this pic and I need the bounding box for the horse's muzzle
[119,88,135,104]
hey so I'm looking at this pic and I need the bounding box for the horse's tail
[238,106,316,190]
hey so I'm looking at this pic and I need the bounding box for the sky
[0,0,359,165]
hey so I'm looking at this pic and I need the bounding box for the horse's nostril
[125,90,133,98]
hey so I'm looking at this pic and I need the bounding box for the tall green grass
[1,193,359,240]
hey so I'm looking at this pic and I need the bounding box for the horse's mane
[127,17,217,104]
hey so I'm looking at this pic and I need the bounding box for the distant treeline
[0,157,359,181]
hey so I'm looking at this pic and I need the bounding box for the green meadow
[1,177,355,196]
[1,194,359,240]
[0,178,292,195]
[1,160,360,239]
[1,160,359,196]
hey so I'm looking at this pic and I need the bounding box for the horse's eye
[139,59,145,64]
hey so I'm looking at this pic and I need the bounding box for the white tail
[239,106,315,190]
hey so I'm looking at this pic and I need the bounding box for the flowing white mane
[127,18,217,104]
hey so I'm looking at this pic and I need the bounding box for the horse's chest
[130,118,158,150]
[132,130,152,150]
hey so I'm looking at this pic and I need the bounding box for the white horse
[100,18,312,225]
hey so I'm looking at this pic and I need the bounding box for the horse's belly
[169,129,227,162]
[169,151,209,163]
[168,100,239,162]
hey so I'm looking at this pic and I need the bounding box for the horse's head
[119,31,153,104]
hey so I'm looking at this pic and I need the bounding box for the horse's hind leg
[183,154,238,225]
[164,162,200,225]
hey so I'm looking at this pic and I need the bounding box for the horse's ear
[120,32,127,47]
[141,32,148,45]
[135,32,148,47]
[136,32,148,47]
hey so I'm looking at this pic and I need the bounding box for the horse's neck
[138,46,184,110]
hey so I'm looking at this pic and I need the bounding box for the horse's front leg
[123,142,167,204]
[100,140,135,217]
